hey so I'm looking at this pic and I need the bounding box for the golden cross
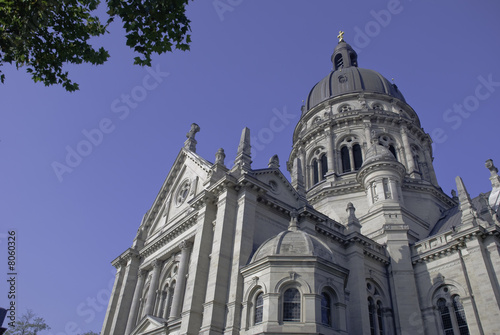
[337,31,345,43]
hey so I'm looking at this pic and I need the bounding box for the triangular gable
[130,315,165,335]
[251,167,301,206]
[143,148,213,238]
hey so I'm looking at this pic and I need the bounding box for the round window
[175,179,191,206]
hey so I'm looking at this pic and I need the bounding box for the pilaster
[180,197,217,335]
[144,258,163,315]
[169,240,192,320]
[101,259,127,335]
[224,188,258,335]
[109,252,141,335]
[200,187,239,335]
[125,269,147,335]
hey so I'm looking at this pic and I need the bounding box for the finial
[184,123,200,152]
[346,202,361,232]
[337,30,345,43]
[268,154,280,169]
[215,148,226,166]
[288,210,298,231]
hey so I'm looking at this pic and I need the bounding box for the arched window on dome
[254,292,264,324]
[313,159,319,184]
[341,146,351,173]
[311,151,328,185]
[283,288,301,322]
[321,154,328,179]
[334,53,343,71]
[353,144,363,170]
[321,292,332,326]
[339,136,363,174]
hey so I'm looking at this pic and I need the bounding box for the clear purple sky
[1,0,499,333]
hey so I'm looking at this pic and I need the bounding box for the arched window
[368,297,376,335]
[321,154,328,179]
[321,292,332,326]
[283,288,300,322]
[254,292,264,324]
[353,144,363,170]
[313,159,319,184]
[452,296,470,335]
[341,146,351,173]
[377,301,384,335]
[388,145,397,160]
[334,54,343,70]
[437,298,453,335]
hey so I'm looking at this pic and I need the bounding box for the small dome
[362,144,396,166]
[251,229,334,263]
[306,67,405,110]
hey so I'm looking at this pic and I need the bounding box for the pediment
[143,148,213,238]
[130,315,165,335]
[252,168,301,206]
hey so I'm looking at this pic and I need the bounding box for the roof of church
[305,41,405,110]
[251,228,335,263]
[429,192,490,236]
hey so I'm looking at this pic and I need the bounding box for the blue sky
[1,0,499,333]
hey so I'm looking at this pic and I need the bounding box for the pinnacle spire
[455,176,478,226]
[184,123,200,152]
[233,127,252,170]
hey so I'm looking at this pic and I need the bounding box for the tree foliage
[0,0,191,91]
[4,309,50,335]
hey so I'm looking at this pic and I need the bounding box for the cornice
[139,212,198,258]
[307,179,364,204]
[402,179,456,208]
[111,248,140,268]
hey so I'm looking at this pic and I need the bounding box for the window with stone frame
[311,149,328,185]
[321,292,332,326]
[434,286,470,335]
[283,288,301,322]
[254,292,264,324]
[366,281,387,335]
[339,136,363,173]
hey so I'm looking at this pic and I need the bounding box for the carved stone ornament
[179,240,193,250]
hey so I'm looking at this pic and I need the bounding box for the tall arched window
[283,288,300,322]
[254,292,264,324]
[377,301,384,335]
[321,292,332,326]
[368,297,376,335]
[321,154,328,179]
[334,54,343,70]
[437,298,453,335]
[341,146,351,173]
[313,159,319,184]
[388,145,397,160]
[353,144,363,170]
[452,296,470,335]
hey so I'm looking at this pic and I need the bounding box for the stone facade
[101,38,500,335]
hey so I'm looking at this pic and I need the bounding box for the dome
[362,144,397,166]
[251,229,334,263]
[305,41,405,110]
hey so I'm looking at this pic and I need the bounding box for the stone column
[326,130,336,174]
[101,260,127,335]
[423,144,439,186]
[109,253,141,335]
[364,121,372,149]
[348,146,355,172]
[144,259,162,316]
[169,240,192,320]
[125,269,147,335]
[400,127,417,176]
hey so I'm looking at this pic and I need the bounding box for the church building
[101,34,500,335]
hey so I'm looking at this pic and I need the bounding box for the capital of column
[152,258,163,269]
[138,269,147,278]
[179,240,193,251]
